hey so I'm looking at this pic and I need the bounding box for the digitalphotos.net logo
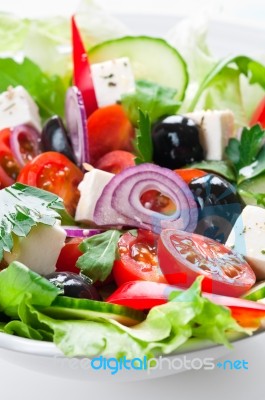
[55,355,249,375]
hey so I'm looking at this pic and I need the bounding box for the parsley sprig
[225,124,265,182]
[133,109,153,165]
[0,183,63,260]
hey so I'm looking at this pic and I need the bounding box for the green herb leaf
[121,79,181,126]
[189,160,237,182]
[188,55,265,112]
[0,57,66,120]
[238,125,265,169]
[77,230,122,282]
[133,109,153,165]
[225,125,265,182]
[225,138,241,166]
[0,183,63,260]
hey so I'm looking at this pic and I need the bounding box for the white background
[0,1,265,399]
[0,0,264,26]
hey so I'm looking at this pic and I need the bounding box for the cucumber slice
[89,36,188,101]
[43,296,145,327]
[243,281,265,301]
[238,173,265,206]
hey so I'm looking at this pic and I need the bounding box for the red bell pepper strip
[249,97,265,128]
[71,16,98,117]
[106,280,265,328]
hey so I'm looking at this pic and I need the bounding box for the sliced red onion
[93,163,198,233]
[65,86,89,166]
[10,124,40,167]
[63,226,103,238]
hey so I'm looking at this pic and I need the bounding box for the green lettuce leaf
[0,0,129,82]
[18,277,248,358]
[4,320,43,340]
[0,262,59,318]
[188,55,265,127]
[121,80,181,126]
[0,57,66,120]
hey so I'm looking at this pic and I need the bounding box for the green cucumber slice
[43,296,145,327]
[238,173,265,206]
[89,36,188,101]
[243,281,265,301]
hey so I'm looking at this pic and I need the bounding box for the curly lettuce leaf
[0,0,130,82]
[0,262,59,318]
[17,277,248,359]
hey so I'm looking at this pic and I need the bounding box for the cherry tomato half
[157,229,256,297]
[106,280,265,328]
[87,104,134,164]
[56,237,83,274]
[94,150,135,174]
[17,152,84,216]
[113,229,167,287]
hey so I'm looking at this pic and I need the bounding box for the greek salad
[1,0,265,360]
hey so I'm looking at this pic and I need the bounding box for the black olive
[41,116,76,163]
[46,272,101,300]
[189,174,245,243]
[151,115,204,169]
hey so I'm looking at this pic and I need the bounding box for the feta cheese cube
[75,169,114,223]
[0,86,41,132]
[91,57,135,108]
[185,110,234,160]
[3,223,66,276]
[226,205,265,279]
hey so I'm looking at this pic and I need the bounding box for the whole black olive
[41,116,76,163]
[151,115,204,169]
[189,173,245,243]
[46,272,101,300]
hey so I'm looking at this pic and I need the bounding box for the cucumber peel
[43,296,145,327]
[243,281,265,301]
[89,35,188,101]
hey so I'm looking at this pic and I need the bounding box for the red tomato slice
[157,229,256,297]
[113,229,167,287]
[17,152,83,216]
[87,104,134,164]
[56,237,83,274]
[94,150,135,174]
[106,280,265,328]
[250,97,265,128]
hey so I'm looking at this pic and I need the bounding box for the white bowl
[0,13,264,383]
[1,330,262,381]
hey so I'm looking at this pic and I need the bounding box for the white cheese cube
[0,86,41,132]
[185,110,234,160]
[3,223,66,276]
[75,169,114,223]
[91,57,135,108]
[226,205,265,280]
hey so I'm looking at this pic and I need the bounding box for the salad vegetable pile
[1,0,265,360]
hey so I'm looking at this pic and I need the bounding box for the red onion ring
[65,86,89,166]
[93,163,198,233]
[10,124,40,167]
[63,226,103,238]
